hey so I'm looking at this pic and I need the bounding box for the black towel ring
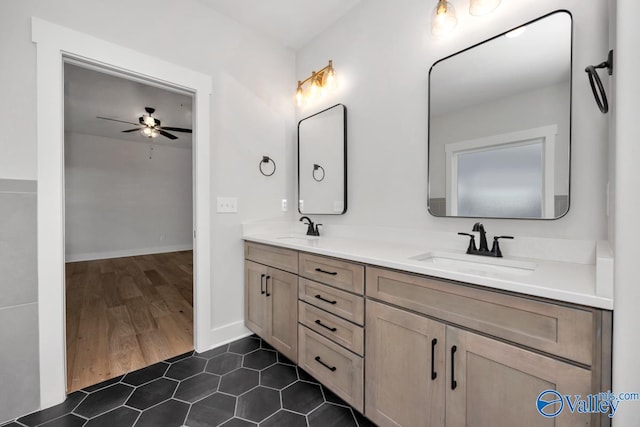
[585,50,613,114]
[312,164,325,182]
[259,156,276,176]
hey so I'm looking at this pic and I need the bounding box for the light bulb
[150,129,159,138]
[309,72,319,99]
[142,127,152,137]
[144,115,155,127]
[469,0,500,16]
[296,82,304,107]
[431,0,457,37]
[324,61,337,90]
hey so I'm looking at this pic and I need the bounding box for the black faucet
[300,216,322,236]
[458,223,513,258]
[472,222,489,252]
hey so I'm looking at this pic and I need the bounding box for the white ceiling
[64,63,193,148]
[196,0,361,49]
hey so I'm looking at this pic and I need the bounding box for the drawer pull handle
[431,338,437,380]
[260,274,266,295]
[265,276,271,297]
[315,294,337,305]
[315,268,338,276]
[451,345,458,390]
[315,356,337,372]
[315,319,337,332]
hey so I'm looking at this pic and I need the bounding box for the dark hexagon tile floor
[4,335,376,427]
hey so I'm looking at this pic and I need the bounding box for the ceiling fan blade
[159,127,192,133]
[158,130,178,140]
[122,128,141,133]
[97,116,140,126]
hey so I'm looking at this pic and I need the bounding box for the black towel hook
[585,49,613,114]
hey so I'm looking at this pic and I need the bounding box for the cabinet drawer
[367,266,594,366]
[299,252,364,294]
[299,301,364,356]
[244,242,298,274]
[298,325,364,412]
[299,278,364,325]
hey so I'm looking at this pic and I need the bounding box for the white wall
[612,0,640,424]
[430,81,571,198]
[64,132,193,261]
[295,0,609,241]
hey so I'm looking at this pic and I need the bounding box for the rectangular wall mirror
[298,103,347,215]
[428,10,572,219]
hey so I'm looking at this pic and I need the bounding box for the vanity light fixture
[295,60,337,107]
[469,0,501,16]
[431,0,457,36]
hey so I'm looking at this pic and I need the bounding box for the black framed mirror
[298,104,347,215]
[428,10,572,219]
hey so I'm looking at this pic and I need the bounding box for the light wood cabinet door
[446,326,592,427]
[366,300,446,427]
[245,261,268,337]
[266,267,298,362]
[244,261,298,363]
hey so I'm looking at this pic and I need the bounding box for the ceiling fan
[96,107,192,140]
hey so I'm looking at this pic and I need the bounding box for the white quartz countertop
[242,231,613,310]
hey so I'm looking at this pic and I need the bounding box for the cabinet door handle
[265,275,271,297]
[314,356,337,372]
[451,345,458,390]
[260,274,266,295]
[315,319,337,332]
[431,338,437,380]
[315,268,338,276]
[314,294,337,305]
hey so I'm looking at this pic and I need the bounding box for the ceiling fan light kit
[96,106,192,141]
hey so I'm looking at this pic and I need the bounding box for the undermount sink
[409,251,536,276]
[276,235,319,244]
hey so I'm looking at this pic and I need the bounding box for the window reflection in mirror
[298,104,347,215]
[428,10,572,219]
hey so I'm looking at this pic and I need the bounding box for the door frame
[32,18,212,408]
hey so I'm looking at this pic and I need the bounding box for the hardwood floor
[65,251,193,392]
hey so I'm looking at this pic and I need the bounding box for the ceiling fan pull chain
[149,145,154,160]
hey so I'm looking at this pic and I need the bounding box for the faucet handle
[315,224,322,236]
[458,232,477,254]
[490,236,514,257]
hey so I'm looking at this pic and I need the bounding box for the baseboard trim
[65,244,193,262]
[204,321,252,353]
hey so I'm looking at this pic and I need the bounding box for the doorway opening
[63,62,195,391]
[33,17,212,408]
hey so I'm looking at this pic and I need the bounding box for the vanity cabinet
[366,299,592,427]
[244,245,298,362]
[365,267,610,427]
[244,240,611,427]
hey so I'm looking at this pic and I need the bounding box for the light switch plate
[217,197,238,213]
[281,199,288,212]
